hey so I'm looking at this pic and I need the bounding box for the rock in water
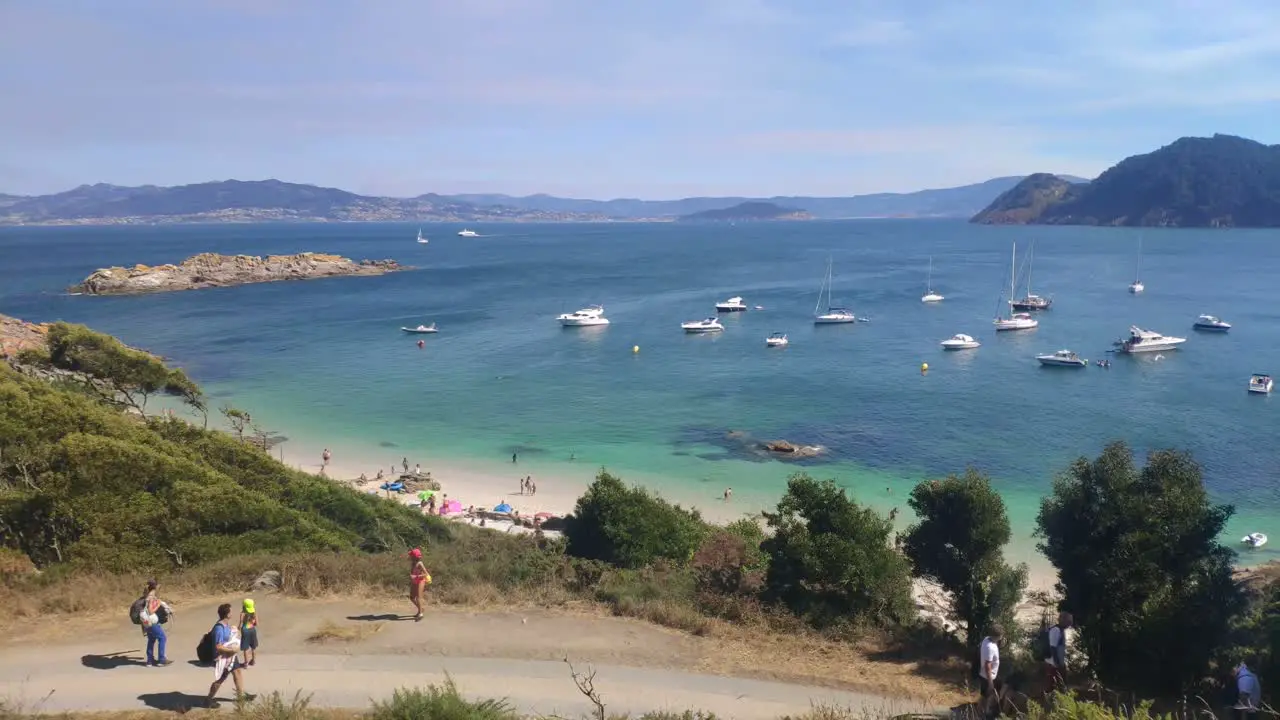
[68,252,406,295]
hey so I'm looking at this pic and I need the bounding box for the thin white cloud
[831,20,910,48]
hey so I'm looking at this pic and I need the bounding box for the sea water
[3,220,1279,569]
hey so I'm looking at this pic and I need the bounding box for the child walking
[239,599,259,667]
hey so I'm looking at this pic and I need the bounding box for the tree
[1036,441,1244,695]
[761,474,913,628]
[221,404,250,439]
[564,470,707,569]
[35,322,204,418]
[903,469,1028,663]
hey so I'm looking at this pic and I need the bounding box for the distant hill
[678,201,809,222]
[971,135,1280,228]
[0,174,1090,226]
[445,175,1089,220]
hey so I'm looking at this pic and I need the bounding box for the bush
[370,681,519,720]
[762,474,913,629]
[565,471,709,569]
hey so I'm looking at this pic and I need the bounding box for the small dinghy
[400,324,438,334]
[1243,532,1268,549]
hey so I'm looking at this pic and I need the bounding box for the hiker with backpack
[1040,611,1073,692]
[206,603,247,708]
[129,580,173,667]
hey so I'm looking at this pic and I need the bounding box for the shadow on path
[346,613,409,622]
[138,691,211,711]
[80,652,144,670]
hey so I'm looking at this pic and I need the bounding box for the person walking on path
[239,599,259,667]
[978,625,1005,719]
[1042,611,1072,692]
[206,603,246,708]
[408,548,431,622]
[139,580,173,667]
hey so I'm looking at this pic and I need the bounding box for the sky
[1,0,1279,199]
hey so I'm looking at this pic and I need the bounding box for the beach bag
[129,596,147,625]
[196,629,216,665]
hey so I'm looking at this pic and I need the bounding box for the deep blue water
[3,221,1279,563]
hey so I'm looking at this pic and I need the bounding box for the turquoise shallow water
[3,221,1280,567]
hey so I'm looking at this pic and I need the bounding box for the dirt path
[0,598,950,717]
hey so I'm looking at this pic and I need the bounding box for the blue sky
[2,0,1278,198]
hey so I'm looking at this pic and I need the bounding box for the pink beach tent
[441,499,464,515]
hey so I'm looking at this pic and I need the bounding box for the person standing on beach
[530,480,536,495]
[322,448,331,466]
[723,487,732,501]
[206,603,246,708]
[408,548,430,621]
[512,451,518,464]
[402,457,409,473]
[414,463,421,476]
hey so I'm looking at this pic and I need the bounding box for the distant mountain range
[677,201,810,222]
[0,175,1088,226]
[972,135,1280,228]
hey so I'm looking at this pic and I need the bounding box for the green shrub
[565,470,709,569]
[370,682,518,720]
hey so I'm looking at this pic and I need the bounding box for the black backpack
[196,629,216,665]
[129,596,148,625]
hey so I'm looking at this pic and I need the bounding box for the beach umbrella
[493,502,513,513]
[418,490,436,501]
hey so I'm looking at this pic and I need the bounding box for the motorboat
[458,228,479,237]
[813,258,857,324]
[557,305,610,327]
[682,318,724,333]
[921,257,944,303]
[416,228,429,244]
[400,323,438,334]
[940,334,980,350]
[1249,374,1274,394]
[766,332,789,347]
[994,312,1038,331]
[1114,326,1186,353]
[1037,349,1087,367]
[1128,280,1144,294]
[715,296,748,312]
[1009,241,1052,310]
[1243,532,1268,549]
[1193,314,1231,331]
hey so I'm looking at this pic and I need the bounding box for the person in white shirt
[978,625,1005,718]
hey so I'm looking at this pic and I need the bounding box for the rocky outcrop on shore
[69,252,405,295]
[0,314,50,359]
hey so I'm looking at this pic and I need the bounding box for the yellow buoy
[633,345,640,354]
[921,362,929,373]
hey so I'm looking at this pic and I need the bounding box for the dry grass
[306,620,386,644]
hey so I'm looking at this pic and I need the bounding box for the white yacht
[682,317,724,333]
[1193,314,1231,331]
[921,257,944,303]
[814,258,857,324]
[1249,374,1274,394]
[766,332,789,347]
[1037,349,1087,367]
[1243,532,1268,549]
[1114,326,1186,354]
[994,243,1039,331]
[940,334,981,350]
[416,229,429,244]
[458,228,479,237]
[400,323,438,334]
[557,305,610,327]
[715,296,748,312]
[1128,236,1144,293]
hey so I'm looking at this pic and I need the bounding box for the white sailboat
[994,243,1038,331]
[921,257,944,303]
[1129,236,1144,294]
[416,228,429,244]
[814,257,856,324]
[1009,241,1051,310]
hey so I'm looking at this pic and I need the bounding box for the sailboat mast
[1135,236,1143,280]
[926,256,932,291]
[1025,243,1034,295]
[1010,243,1017,304]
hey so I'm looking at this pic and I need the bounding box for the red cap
[409,548,422,559]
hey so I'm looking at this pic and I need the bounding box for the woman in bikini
[408,548,430,621]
